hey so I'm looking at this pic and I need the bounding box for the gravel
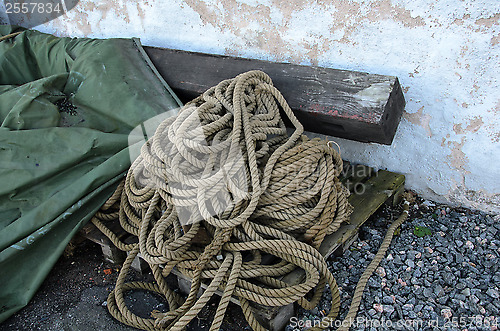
[2,194,498,331]
[287,197,500,331]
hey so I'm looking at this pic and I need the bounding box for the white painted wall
[31,0,500,212]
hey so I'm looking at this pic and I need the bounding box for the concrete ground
[0,239,249,331]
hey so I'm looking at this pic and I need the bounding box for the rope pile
[92,70,355,330]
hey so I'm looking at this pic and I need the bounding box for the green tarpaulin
[0,26,181,322]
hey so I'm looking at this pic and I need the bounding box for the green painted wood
[320,169,405,257]
[280,169,405,287]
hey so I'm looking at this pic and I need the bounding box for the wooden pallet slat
[79,222,128,264]
[265,168,405,329]
[320,169,405,258]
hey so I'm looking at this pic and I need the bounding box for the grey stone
[494,300,500,310]
[437,296,448,305]
[383,305,395,314]
[436,246,449,254]
[394,295,405,304]
[487,226,498,236]
[486,303,499,315]
[382,296,394,304]
[469,295,480,304]
[393,255,403,265]
[443,273,455,285]
[435,284,444,297]
[423,288,433,298]
[367,308,377,317]
[486,288,499,299]
[483,259,494,268]
[368,278,379,288]
[413,286,423,295]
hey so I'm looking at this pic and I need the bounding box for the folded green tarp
[0,26,182,322]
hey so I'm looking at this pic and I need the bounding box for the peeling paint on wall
[36,0,500,213]
[447,136,468,172]
[453,116,484,135]
[404,106,432,137]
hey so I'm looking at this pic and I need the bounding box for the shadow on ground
[1,239,249,331]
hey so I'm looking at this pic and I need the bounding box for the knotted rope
[93,70,354,330]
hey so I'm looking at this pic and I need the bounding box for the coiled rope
[91,70,406,330]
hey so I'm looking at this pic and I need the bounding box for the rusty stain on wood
[143,46,406,145]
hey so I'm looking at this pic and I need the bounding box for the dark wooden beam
[143,46,406,145]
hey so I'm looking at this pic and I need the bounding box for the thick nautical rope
[0,31,22,43]
[93,70,353,330]
[336,200,410,331]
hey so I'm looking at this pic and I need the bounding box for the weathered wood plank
[143,47,406,145]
